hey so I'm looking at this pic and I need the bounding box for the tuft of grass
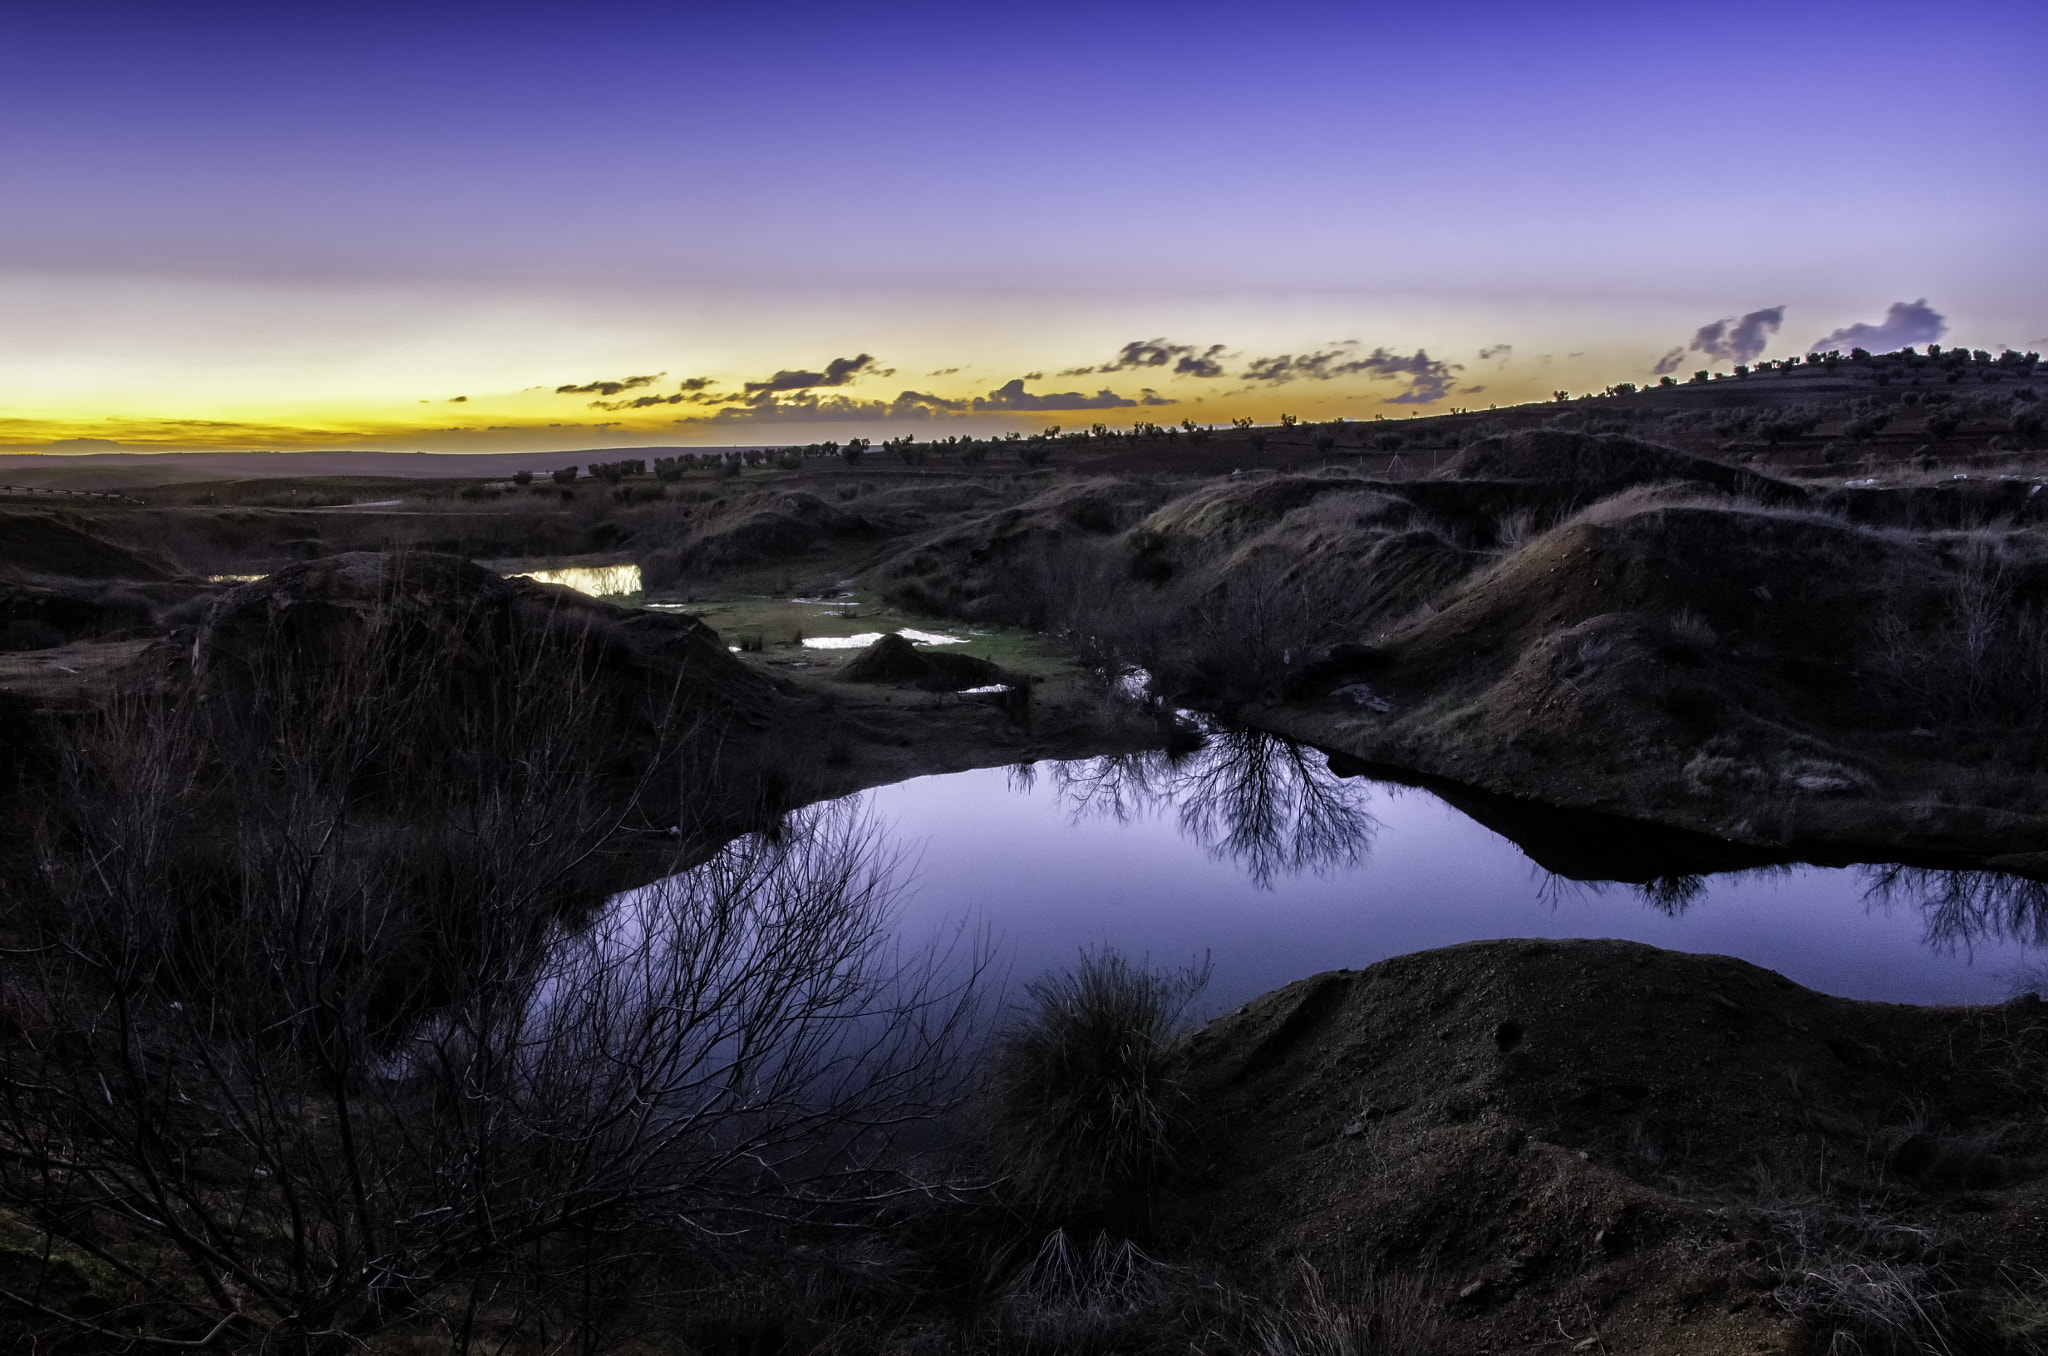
[1255,1260,1446,1356]
[1758,1183,1962,1356]
[987,950,1210,1230]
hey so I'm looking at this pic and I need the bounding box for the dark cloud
[641,355,940,424]
[743,353,892,396]
[1359,348,1460,404]
[591,392,692,411]
[927,366,962,376]
[1139,388,1172,406]
[971,380,1138,412]
[449,396,467,403]
[1242,343,1460,403]
[690,390,968,426]
[1812,299,1947,354]
[1066,339,1230,378]
[1477,345,1513,362]
[587,376,734,411]
[1654,307,1784,374]
[1242,348,1356,383]
[556,373,663,396]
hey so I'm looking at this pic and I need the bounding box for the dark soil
[1173,937,2048,1355]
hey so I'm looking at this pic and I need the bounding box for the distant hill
[0,447,754,489]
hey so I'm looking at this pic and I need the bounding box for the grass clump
[987,950,1209,1231]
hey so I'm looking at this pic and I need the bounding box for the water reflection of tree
[1534,866,1789,916]
[1045,729,1380,888]
[1636,873,1709,915]
[1862,866,2048,955]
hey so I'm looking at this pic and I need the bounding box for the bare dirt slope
[1176,937,2048,1355]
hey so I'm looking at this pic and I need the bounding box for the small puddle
[803,628,965,650]
[509,564,642,597]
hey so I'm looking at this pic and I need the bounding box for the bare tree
[0,587,974,1352]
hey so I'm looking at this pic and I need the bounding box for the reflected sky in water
[862,730,2048,1011]
[510,564,641,597]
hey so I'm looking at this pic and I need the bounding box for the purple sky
[3,0,2041,450]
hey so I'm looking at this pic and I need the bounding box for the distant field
[0,463,225,493]
[0,447,755,487]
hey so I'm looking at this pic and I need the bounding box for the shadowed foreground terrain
[1173,937,2048,1355]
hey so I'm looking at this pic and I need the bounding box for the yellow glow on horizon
[0,366,1567,453]
[0,269,1633,452]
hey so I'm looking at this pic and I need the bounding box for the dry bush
[1154,553,1380,706]
[1873,536,2048,738]
[968,1250,1443,1356]
[1767,1206,1956,1356]
[0,618,64,651]
[0,594,975,1353]
[1748,1153,1971,1356]
[1492,507,1538,552]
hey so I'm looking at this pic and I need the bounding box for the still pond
[832,729,2048,1013]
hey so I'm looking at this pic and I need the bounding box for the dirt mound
[641,490,873,584]
[1252,494,2048,860]
[0,513,203,649]
[837,631,1020,693]
[1380,500,1934,695]
[1336,528,1481,627]
[839,481,1008,525]
[0,582,163,651]
[1178,938,2048,1354]
[874,477,1175,618]
[1126,474,1377,575]
[1438,429,1806,506]
[194,551,778,731]
[0,511,176,582]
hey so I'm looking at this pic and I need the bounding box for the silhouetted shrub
[988,950,1209,1230]
[0,619,65,651]
[1874,541,2048,740]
